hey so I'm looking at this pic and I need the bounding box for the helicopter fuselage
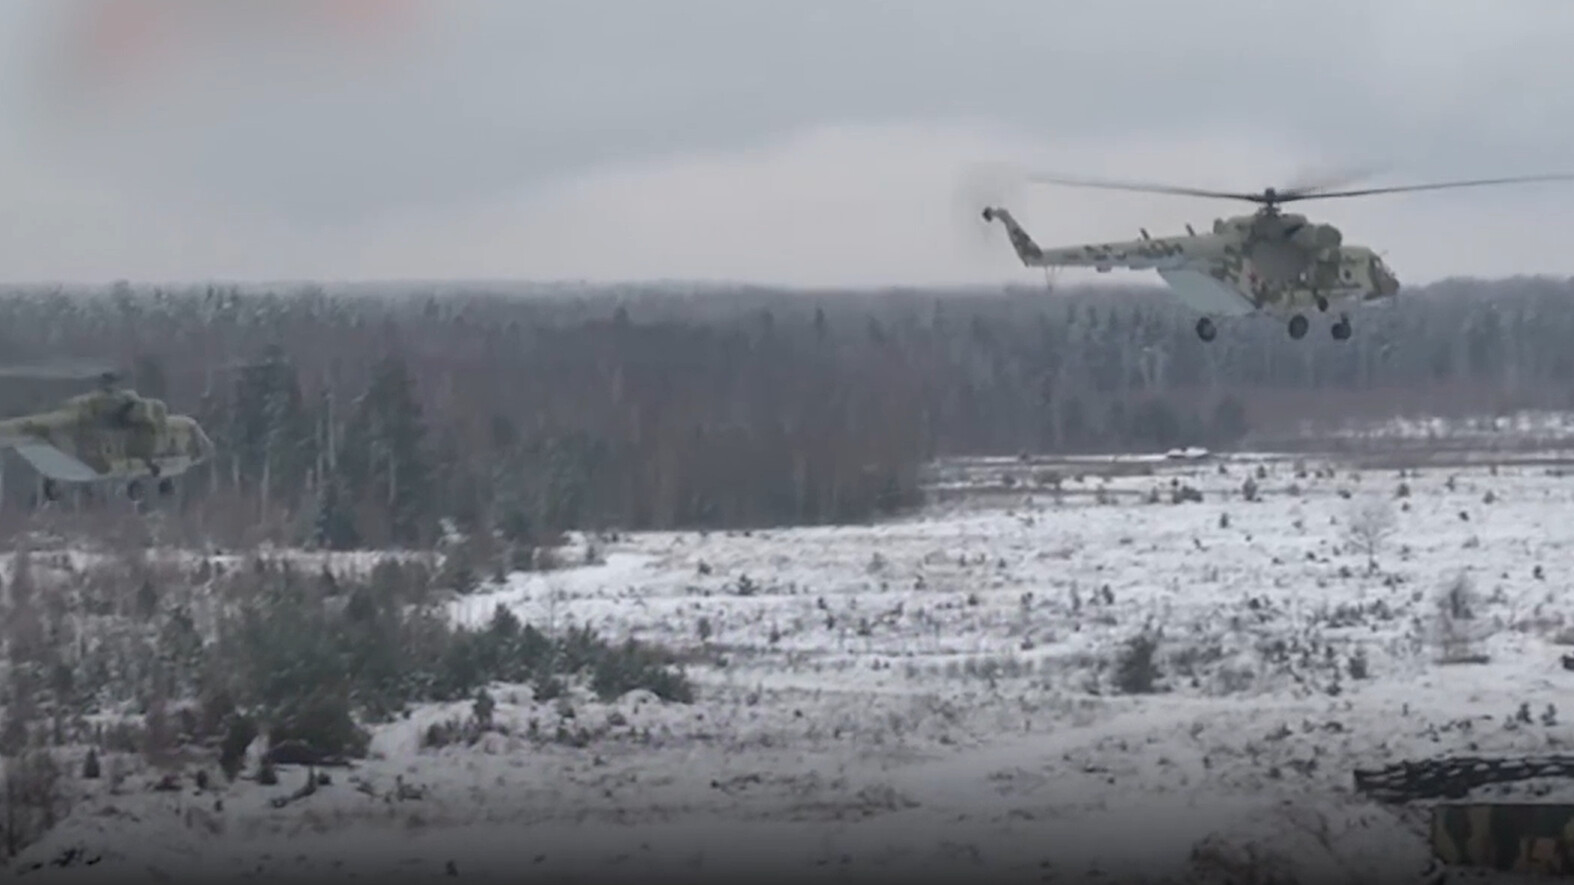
[980,167,1567,341]
[0,395,215,485]
[981,205,1400,319]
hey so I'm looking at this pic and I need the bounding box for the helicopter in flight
[979,172,1574,342]
[0,364,215,504]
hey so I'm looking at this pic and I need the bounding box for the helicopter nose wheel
[1287,314,1309,340]
[126,480,144,502]
[1331,315,1352,341]
[1194,317,1217,342]
[157,478,175,497]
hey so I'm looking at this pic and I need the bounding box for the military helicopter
[0,363,215,503]
[979,171,1574,342]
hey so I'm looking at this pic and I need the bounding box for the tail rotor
[952,161,1029,257]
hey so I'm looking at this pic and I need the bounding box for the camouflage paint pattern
[0,388,214,482]
[1431,803,1574,876]
[981,206,1400,317]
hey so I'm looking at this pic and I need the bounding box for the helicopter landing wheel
[42,479,60,502]
[157,478,175,497]
[1287,314,1309,340]
[1194,317,1217,342]
[1331,316,1352,341]
[1315,296,1329,313]
[126,480,144,502]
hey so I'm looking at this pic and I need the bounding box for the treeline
[0,275,1565,548]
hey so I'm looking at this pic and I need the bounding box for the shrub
[264,686,371,760]
[1113,632,1162,694]
[591,639,695,703]
[218,713,257,782]
[199,559,695,752]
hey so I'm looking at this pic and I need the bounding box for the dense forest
[0,275,1565,550]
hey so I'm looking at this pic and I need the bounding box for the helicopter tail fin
[980,206,1047,266]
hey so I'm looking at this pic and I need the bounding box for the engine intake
[1287,222,1342,252]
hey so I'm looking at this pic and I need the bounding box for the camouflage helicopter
[979,171,1574,342]
[0,364,215,503]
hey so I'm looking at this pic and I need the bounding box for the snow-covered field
[16,450,1574,883]
[1279,409,1574,455]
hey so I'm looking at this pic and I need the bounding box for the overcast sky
[1,0,1572,288]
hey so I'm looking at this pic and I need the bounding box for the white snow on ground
[1299,409,1574,448]
[13,450,1574,882]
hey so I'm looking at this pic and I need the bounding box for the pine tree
[338,353,433,546]
[131,353,169,400]
[230,345,315,512]
[313,474,359,551]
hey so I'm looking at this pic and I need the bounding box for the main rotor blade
[0,359,120,380]
[1280,162,1388,199]
[1279,173,1574,202]
[211,357,291,374]
[1023,172,1268,203]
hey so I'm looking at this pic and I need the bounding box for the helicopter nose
[1367,258,1399,299]
[1378,267,1400,297]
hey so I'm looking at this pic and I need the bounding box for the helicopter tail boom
[982,205,1226,272]
[0,417,43,448]
[980,207,1048,266]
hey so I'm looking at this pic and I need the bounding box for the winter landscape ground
[10,435,1574,884]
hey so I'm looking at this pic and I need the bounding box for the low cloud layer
[1,0,1571,285]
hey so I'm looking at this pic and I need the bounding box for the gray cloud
[1,0,1572,283]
